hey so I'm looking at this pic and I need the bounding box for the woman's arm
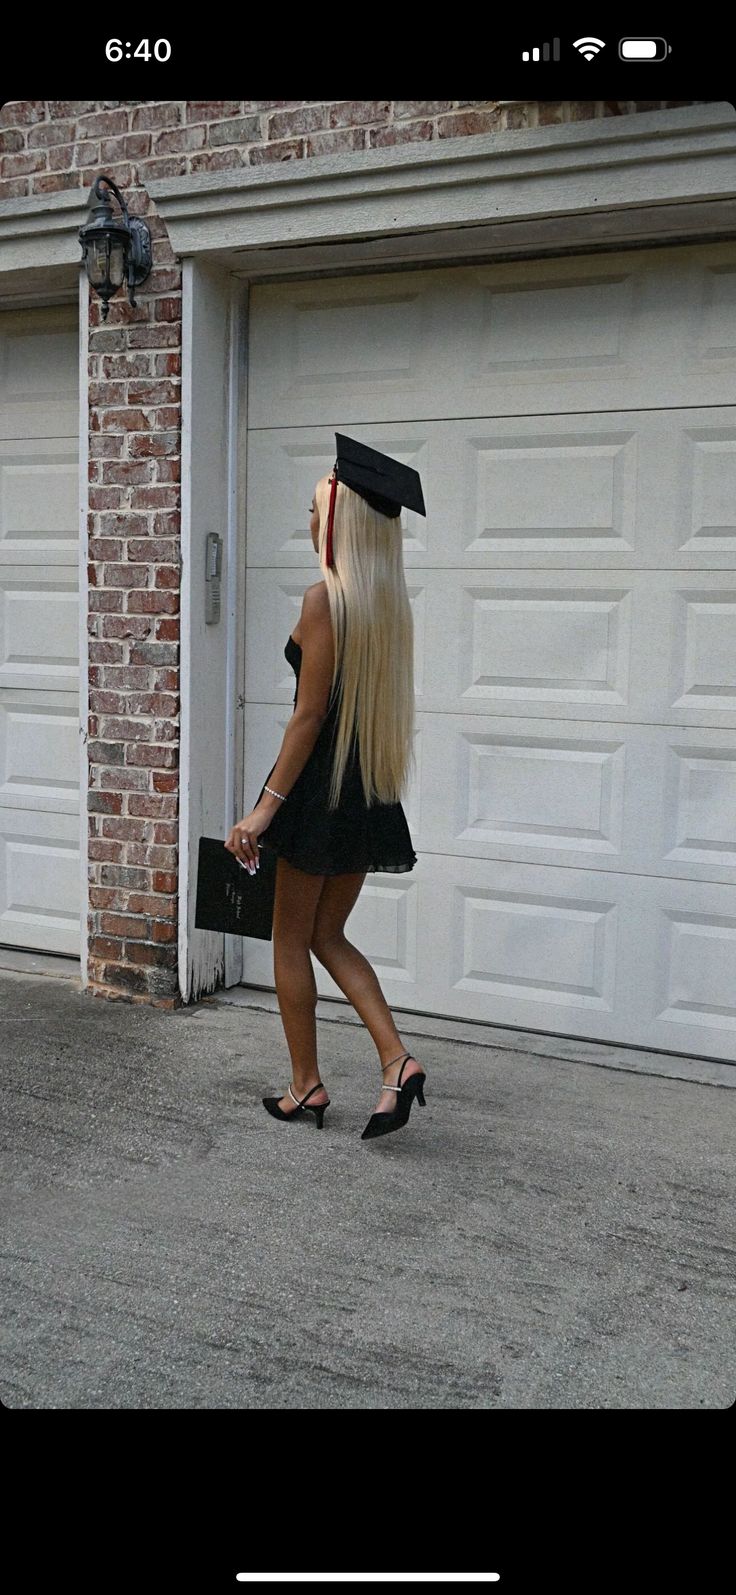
[224,583,335,867]
[258,583,335,816]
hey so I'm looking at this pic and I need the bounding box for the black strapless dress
[255,634,418,876]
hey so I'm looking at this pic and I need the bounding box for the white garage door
[243,241,736,1063]
[0,305,81,956]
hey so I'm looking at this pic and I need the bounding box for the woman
[224,435,427,1141]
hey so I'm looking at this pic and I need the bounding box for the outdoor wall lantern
[78,174,153,320]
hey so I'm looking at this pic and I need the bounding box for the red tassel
[325,473,338,568]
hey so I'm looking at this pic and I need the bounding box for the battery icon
[619,37,671,60]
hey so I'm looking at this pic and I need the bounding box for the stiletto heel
[360,1051,427,1141]
[262,1079,330,1128]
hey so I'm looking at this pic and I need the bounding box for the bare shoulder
[304,579,329,611]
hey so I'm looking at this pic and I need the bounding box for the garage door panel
[0,570,79,692]
[0,306,78,439]
[0,691,79,816]
[248,245,736,427]
[244,565,736,739]
[421,715,736,885]
[0,439,79,565]
[0,305,80,956]
[0,810,80,956]
[248,413,736,573]
[420,859,736,1059]
[421,570,736,728]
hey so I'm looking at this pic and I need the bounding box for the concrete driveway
[1,963,734,1408]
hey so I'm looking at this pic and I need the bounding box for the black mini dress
[255,633,418,877]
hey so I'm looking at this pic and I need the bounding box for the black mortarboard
[333,432,426,518]
[325,433,426,566]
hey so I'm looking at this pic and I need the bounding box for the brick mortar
[0,99,702,1003]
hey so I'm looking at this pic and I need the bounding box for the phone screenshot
[1,27,732,1595]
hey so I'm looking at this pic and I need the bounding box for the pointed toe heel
[262,1079,329,1128]
[360,1051,427,1141]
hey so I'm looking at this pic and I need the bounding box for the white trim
[178,258,195,1001]
[223,284,247,989]
[178,260,243,1002]
[146,103,736,272]
[78,268,89,984]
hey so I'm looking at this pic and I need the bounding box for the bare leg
[271,856,329,1113]
[311,871,426,1114]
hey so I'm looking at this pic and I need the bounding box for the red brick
[127,538,178,562]
[2,151,46,177]
[89,935,124,960]
[132,104,182,131]
[154,566,181,589]
[89,488,125,509]
[89,590,124,612]
[126,590,179,615]
[88,839,122,862]
[100,408,155,433]
[154,126,206,155]
[153,299,181,324]
[104,564,151,589]
[0,178,32,199]
[155,618,179,640]
[126,692,178,715]
[0,101,46,126]
[248,140,305,165]
[101,911,151,938]
[100,716,152,741]
[81,109,129,137]
[128,487,179,510]
[129,641,178,665]
[129,432,179,458]
[98,768,149,791]
[101,818,151,842]
[127,891,176,916]
[126,744,178,768]
[306,129,366,157]
[101,462,153,486]
[128,794,178,819]
[329,102,390,129]
[89,641,124,664]
[88,791,123,814]
[153,870,177,893]
[152,822,178,845]
[437,109,505,137]
[369,122,433,148]
[89,690,126,713]
[98,961,149,994]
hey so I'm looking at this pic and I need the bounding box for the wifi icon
[573,35,606,59]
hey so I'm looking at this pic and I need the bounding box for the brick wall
[0,100,700,1004]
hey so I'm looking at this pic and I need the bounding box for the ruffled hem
[259,837,417,876]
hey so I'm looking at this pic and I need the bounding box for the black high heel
[262,1079,330,1129]
[360,1050,427,1141]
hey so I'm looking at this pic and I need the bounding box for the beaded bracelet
[264,783,288,802]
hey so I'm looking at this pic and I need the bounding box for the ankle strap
[288,1081,324,1107]
[381,1051,411,1072]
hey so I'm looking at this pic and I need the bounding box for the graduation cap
[325,432,426,567]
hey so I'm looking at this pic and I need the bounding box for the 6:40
[106,39,172,61]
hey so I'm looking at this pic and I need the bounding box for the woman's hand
[224,805,271,873]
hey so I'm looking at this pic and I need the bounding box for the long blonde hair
[314,474,416,812]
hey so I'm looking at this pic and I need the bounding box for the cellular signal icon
[522,38,560,61]
[573,36,606,59]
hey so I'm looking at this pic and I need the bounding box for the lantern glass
[87,235,125,291]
